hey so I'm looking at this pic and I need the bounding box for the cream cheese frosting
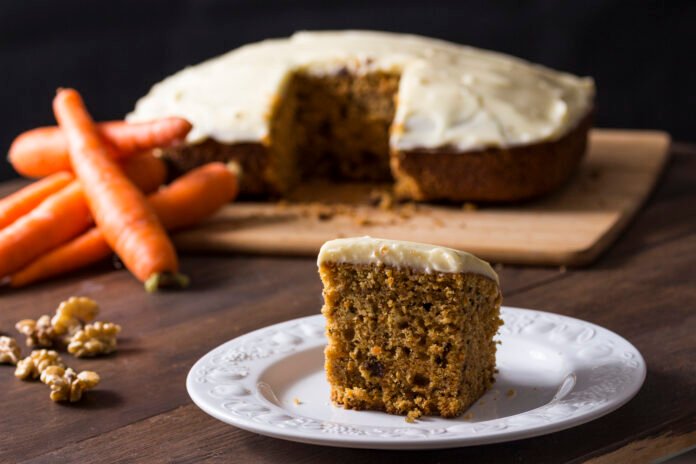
[317,236,498,283]
[128,30,594,152]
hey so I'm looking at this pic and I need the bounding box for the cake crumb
[432,217,445,227]
[463,411,475,420]
[558,265,567,274]
[506,388,517,398]
[293,397,302,405]
[302,202,337,221]
[401,202,417,213]
[317,211,334,221]
[494,263,504,271]
[368,190,394,210]
[379,194,394,211]
[406,409,422,423]
[462,202,478,211]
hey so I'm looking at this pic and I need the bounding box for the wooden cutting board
[173,129,671,266]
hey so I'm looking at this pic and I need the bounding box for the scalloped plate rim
[186,306,646,449]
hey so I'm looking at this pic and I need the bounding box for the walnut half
[0,336,21,365]
[15,349,66,381]
[67,322,121,358]
[52,296,99,335]
[40,366,100,402]
[15,316,57,348]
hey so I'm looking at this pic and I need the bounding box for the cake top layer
[128,30,594,152]
[318,236,498,283]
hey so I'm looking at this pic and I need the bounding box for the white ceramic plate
[187,307,646,449]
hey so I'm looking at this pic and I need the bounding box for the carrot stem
[144,272,190,293]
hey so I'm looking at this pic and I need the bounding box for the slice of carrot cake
[318,236,502,421]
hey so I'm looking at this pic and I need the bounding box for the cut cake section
[131,31,595,202]
[318,236,502,420]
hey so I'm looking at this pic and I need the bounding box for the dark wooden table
[1,143,695,464]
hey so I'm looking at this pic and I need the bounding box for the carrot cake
[128,30,595,202]
[318,236,502,420]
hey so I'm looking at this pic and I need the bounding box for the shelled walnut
[52,296,99,335]
[40,366,100,402]
[67,321,121,358]
[15,316,57,348]
[14,296,99,349]
[15,349,66,380]
[0,336,21,365]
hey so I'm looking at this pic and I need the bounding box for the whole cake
[128,31,595,201]
[318,236,502,420]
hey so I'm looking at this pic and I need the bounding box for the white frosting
[317,236,498,283]
[128,30,594,152]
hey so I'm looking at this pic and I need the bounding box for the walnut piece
[40,366,100,402]
[0,336,21,365]
[15,296,99,349]
[15,349,66,380]
[67,321,121,358]
[52,296,99,335]
[15,315,58,348]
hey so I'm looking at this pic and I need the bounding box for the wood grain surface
[173,129,671,266]
[0,142,694,464]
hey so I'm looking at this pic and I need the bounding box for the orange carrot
[0,172,73,229]
[148,162,238,230]
[11,162,239,287]
[120,152,167,195]
[0,151,168,279]
[53,89,182,290]
[9,118,191,178]
[10,227,111,287]
[0,181,91,278]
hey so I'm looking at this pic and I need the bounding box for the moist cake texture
[318,237,502,420]
[129,31,595,202]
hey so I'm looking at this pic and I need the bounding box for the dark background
[1,0,693,181]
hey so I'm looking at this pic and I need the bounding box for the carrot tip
[145,272,190,293]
